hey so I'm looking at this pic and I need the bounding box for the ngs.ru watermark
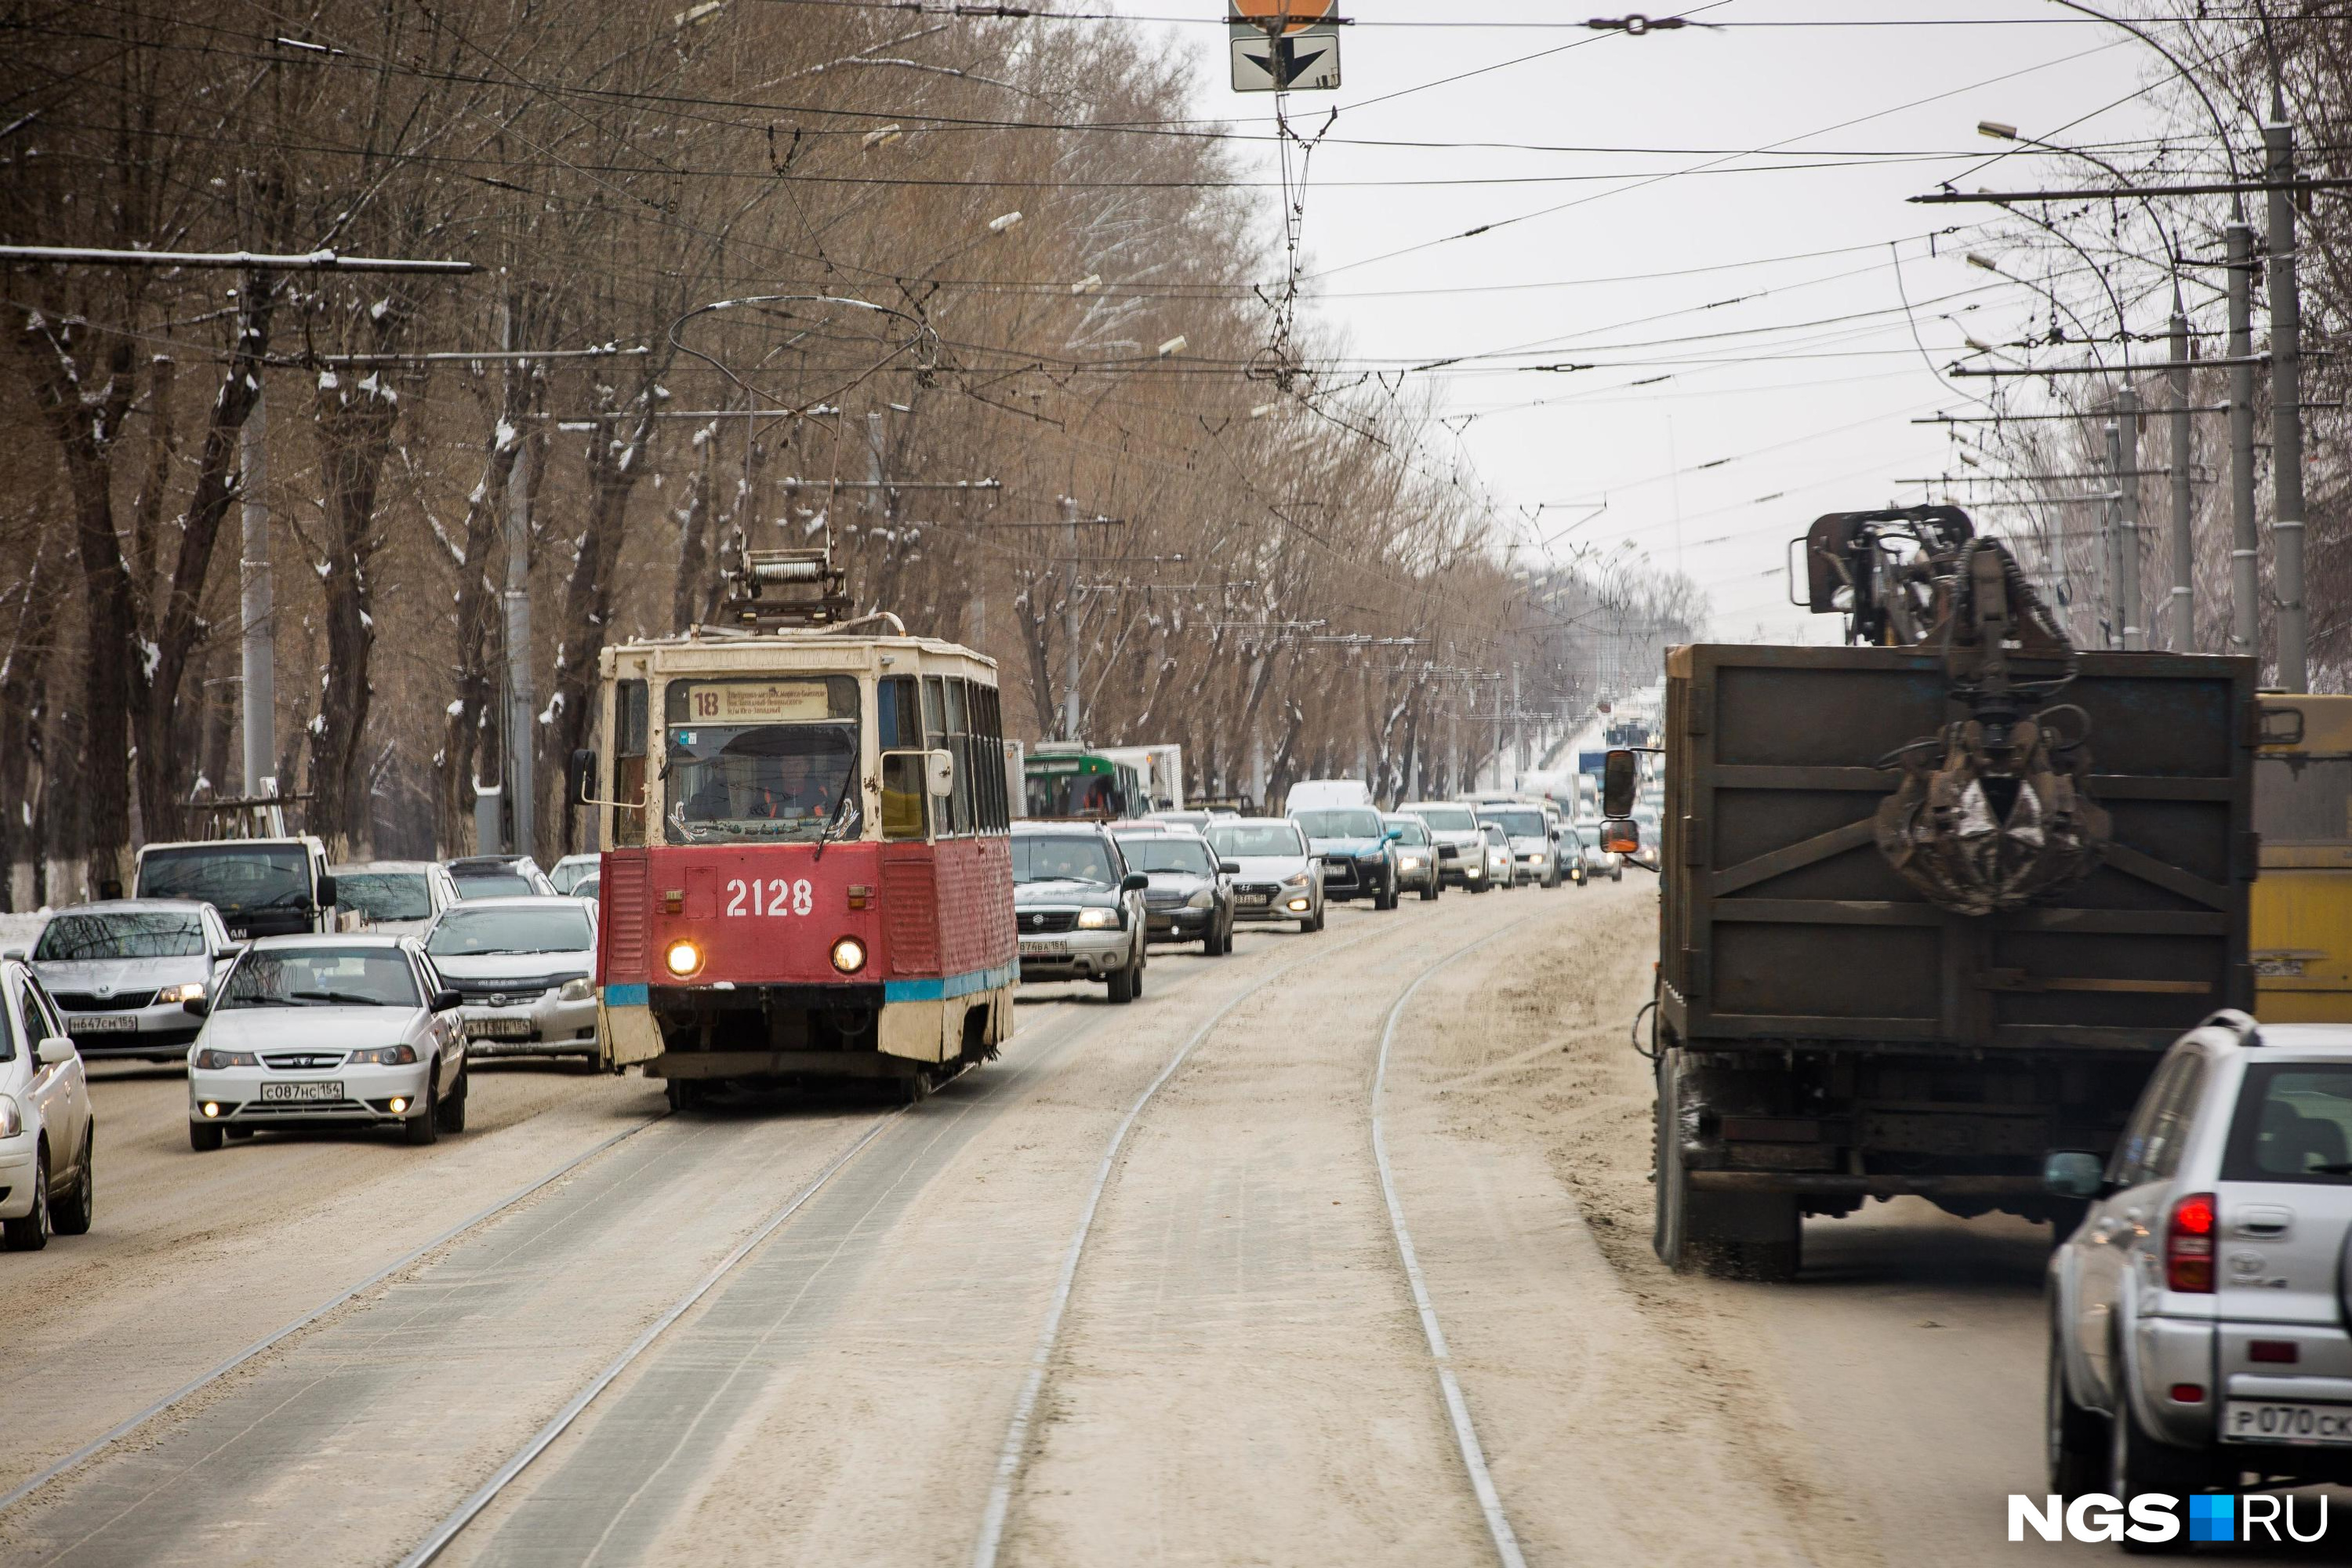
[2011,1492,2329,1544]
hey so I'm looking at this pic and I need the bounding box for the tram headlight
[829,936,867,975]
[663,939,704,978]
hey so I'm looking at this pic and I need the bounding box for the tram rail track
[392,915,1408,1567]
[0,1112,671,1519]
[967,898,1483,1568]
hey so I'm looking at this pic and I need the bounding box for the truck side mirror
[1602,819,1640,856]
[927,749,956,797]
[314,874,338,908]
[1602,749,1639,818]
[569,748,598,808]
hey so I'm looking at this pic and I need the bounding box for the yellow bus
[2254,694,2352,1022]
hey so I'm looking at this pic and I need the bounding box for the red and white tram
[575,551,1015,1105]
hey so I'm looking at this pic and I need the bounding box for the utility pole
[2227,220,2259,660]
[2117,385,2142,651]
[238,380,275,799]
[2103,410,2125,649]
[1511,663,1524,786]
[1062,495,1081,741]
[2266,114,2310,691]
[2168,296,2194,650]
[503,434,535,857]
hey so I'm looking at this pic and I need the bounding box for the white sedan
[186,936,469,1151]
[1,957,95,1250]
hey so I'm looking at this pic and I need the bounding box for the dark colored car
[1110,826,1238,956]
[1011,823,1152,1003]
[443,855,558,901]
[1291,807,1403,910]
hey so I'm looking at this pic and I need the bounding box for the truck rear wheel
[1653,1047,1802,1282]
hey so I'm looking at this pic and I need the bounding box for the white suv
[2046,1011,2352,1512]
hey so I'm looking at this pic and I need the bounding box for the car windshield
[1385,820,1430,846]
[549,859,595,895]
[1485,825,1508,845]
[34,912,206,961]
[1208,824,1304,858]
[1294,809,1384,840]
[338,873,433,924]
[1114,836,1215,875]
[428,908,593,956]
[453,873,537,899]
[220,947,419,1010]
[2223,1064,2352,1183]
[1014,837,1118,886]
[136,844,307,916]
[1482,809,1547,838]
[1410,805,1476,832]
[666,677,861,845]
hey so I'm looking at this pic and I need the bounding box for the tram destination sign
[680,681,833,724]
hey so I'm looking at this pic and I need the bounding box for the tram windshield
[663,676,862,844]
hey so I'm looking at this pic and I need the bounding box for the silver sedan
[19,900,240,1062]
[421,898,601,1058]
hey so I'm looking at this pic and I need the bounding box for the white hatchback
[0,958,95,1250]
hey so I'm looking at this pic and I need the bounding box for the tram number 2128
[725,877,815,917]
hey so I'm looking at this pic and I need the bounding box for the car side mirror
[1382,828,1403,843]
[1119,873,1149,895]
[432,988,464,1014]
[2043,1150,2107,1200]
[1,947,24,962]
[1218,860,1241,877]
[314,874,339,908]
[217,942,248,962]
[36,1036,75,1067]
[183,996,211,1018]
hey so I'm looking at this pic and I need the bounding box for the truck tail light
[2167,1192,2216,1293]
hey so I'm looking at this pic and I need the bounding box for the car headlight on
[557,978,594,1002]
[1399,855,1424,870]
[155,982,205,1004]
[194,1047,260,1070]
[664,939,703,978]
[830,936,867,975]
[0,1094,19,1138]
[1075,907,1118,930]
[347,1044,419,1066]
[1186,887,1215,909]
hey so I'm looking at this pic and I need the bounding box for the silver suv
[2045,1011,2352,1509]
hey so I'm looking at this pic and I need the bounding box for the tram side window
[943,679,975,836]
[878,674,927,841]
[614,679,648,847]
[921,677,953,836]
[974,683,1007,831]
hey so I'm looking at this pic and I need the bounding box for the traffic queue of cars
[5,779,1595,1244]
[1011,779,1602,1001]
[0,851,598,1245]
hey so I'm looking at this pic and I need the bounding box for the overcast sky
[1104,1,2176,643]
